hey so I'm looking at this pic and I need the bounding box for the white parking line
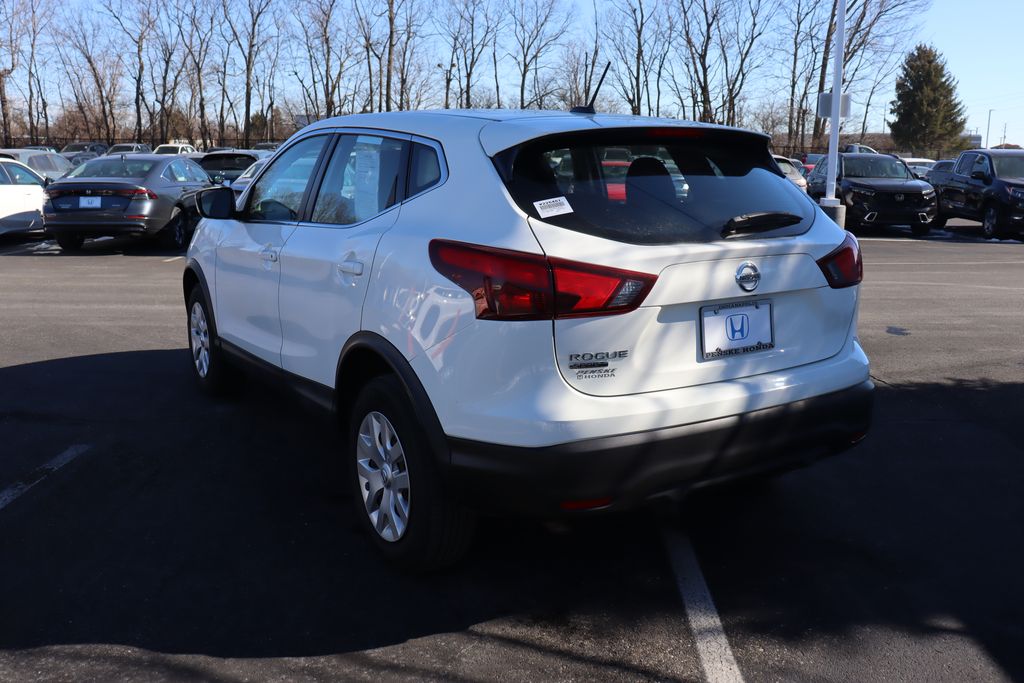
[0,445,90,512]
[162,256,183,263]
[663,528,745,683]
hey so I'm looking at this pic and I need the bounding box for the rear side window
[2,162,42,185]
[408,143,441,196]
[310,134,404,225]
[495,129,814,245]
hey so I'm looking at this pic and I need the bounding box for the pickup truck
[929,149,1024,238]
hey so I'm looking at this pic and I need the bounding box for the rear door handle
[337,260,364,276]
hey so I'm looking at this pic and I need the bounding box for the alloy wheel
[189,301,210,378]
[356,410,411,542]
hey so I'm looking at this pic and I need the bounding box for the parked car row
[0,142,278,251]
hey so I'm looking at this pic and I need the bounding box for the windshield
[496,128,814,245]
[992,154,1024,179]
[62,144,89,153]
[67,158,157,178]
[107,145,135,154]
[844,156,911,179]
[154,146,177,154]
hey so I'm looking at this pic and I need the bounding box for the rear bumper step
[446,380,874,515]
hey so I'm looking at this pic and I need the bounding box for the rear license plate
[701,300,774,360]
[79,196,102,209]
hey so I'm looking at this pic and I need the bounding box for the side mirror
[970,170,990,182]
[212,173,225,185]
[195,186,236,219]
[42,176,51,187]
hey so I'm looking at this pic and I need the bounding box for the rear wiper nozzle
[721,212,803,239]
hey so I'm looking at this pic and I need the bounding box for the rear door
[278,132,409,387]
[214,134,331,365]
[945,153,975,216]
[491,127,856,397]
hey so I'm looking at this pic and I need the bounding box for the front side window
[973,155,992,176]
[27,155,51,173]
[310,134,404,225]
[248,135,329,222]
[954,154,976,176]
[496,128,814,245]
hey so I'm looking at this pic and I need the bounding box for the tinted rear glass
[67,158,157,178]
[993,154,1024,178]
[200,154,258,172]
[62,144,89,153]
[495,129,814,245]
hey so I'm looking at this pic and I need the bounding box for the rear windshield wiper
[721,212,803,239]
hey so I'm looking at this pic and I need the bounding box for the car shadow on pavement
[682,377,1024,680]
[0,350,686,677]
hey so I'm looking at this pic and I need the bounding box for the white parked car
[183,111,873,568]
[154,144,197,155]
[0,159,47,236]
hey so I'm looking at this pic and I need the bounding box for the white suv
[183,111,873,568]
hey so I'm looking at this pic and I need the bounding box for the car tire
[186,286,237,395]
[982,204,1003,240]
[349,374,475,571]
[911,223,930,238]
[160,208,190,251]
[930,214,947,230]
[55,233,84,252]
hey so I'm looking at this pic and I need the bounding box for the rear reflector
[817,232,862,288]
[429,240,657,321]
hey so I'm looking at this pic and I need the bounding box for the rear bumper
[446,380,874,516]
[44,215,165,238]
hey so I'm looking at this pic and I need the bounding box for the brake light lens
[429,240,657,320]
[817,232,862,288]
[120,188,158,200]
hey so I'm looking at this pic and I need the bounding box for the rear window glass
[495,129,815,245]
[67,158,157,178]
[200,154,258,172]
[993,154,1024,178]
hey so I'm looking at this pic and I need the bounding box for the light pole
[986,109,994,148]
[819,0,847,227]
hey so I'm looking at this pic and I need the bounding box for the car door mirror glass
[196,186,235,219]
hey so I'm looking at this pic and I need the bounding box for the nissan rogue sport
[183,111,873,569]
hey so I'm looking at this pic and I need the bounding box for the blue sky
[909,0,1021,145]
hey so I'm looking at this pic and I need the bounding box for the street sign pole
[819,0,847,227]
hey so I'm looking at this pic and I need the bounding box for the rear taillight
[118,188,158,200]
[817,232,862,288]
[429,240,657,321]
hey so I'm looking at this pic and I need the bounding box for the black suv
[928,150,1024,238]
[806,153,937,236]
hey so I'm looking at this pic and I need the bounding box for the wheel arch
[336,332,450,466]
[183,259,218,338]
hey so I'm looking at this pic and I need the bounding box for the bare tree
[507,0,568,109]
[221,0,275,147]
[103,0,156,142]
[0,0,30,145]
[605,0,661,116]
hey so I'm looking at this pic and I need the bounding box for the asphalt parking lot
[1,220,1022,682]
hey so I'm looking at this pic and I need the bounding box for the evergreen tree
[889,44,966,152]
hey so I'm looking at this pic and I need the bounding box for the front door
[214,135,331,365]
[0,162,45,233]
[279,133,408,387]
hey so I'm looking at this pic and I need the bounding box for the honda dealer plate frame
[700,299,775,360]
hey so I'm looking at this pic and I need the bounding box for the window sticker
[533,196,574,219]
